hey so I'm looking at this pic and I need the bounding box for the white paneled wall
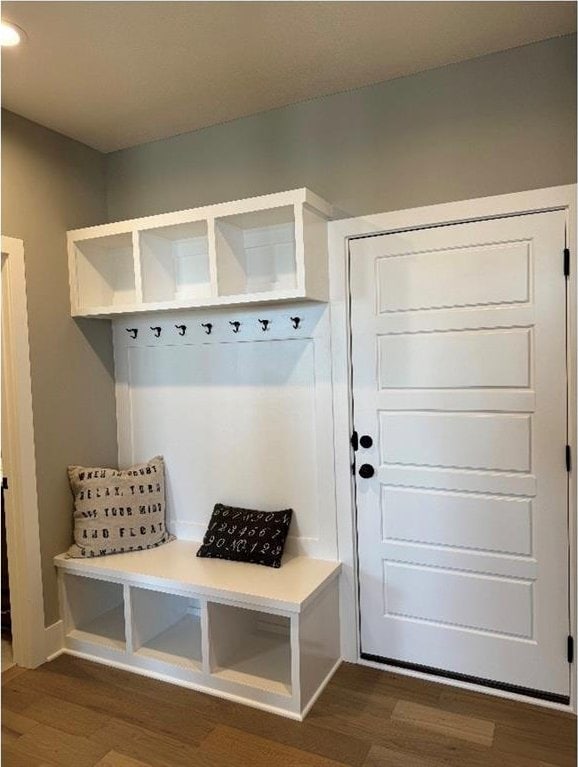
[113,303,337,559]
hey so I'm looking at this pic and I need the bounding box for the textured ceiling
[2,1,576,153]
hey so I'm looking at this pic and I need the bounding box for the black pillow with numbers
[196,503,293,568]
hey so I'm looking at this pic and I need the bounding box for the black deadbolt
[359,464,375,479]
[360,435,373,449]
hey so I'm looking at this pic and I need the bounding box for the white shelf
[215,206,296,296]
[68,188,331,317]
[73,233,136,311]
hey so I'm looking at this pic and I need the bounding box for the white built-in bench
[54,540,341,719]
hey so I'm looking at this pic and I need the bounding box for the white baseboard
[44,620,64,661]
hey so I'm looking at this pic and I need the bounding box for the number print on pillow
[196,504,293,568]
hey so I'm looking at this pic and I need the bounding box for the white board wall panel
[114,304,337,560]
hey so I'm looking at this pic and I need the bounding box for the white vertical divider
[290,614,301,714]
[132,230,144,304]
[200,597,211,675]
[123,583,134,654]
[206,217,219,298]
[293,203,306,294]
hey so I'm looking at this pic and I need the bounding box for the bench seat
[55,539,340,613]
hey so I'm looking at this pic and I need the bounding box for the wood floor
[1,655,576,767]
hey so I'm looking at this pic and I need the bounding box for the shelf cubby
[130,587,202,670]
[215,206,297,297]
[72,232,136,312]
[139,221,212,304]
[208,602,292,696]
[62,573,126,651]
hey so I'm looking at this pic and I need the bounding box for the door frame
[328,184,577,712]
[1,235,46,667]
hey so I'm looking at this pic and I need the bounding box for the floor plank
[198,725,348,767]
[95,751,155,767]
[1,742,59,767]
[88,718,211,767]
[10,723,110,767]
[391,699,495,746]
[22,692,111,736]
[363,745,447,767]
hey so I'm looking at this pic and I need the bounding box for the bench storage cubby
[55,540,341,719]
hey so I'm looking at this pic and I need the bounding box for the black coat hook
[201,322,213,335]
[126,328,138,339]
[175,324,187,336]
[150,326,162,338]
[290,316,301,329]
[229,321,241,333]
[258,319,270,332]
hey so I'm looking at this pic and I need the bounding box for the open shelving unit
[55,540,341,719]
[68,189,331,317]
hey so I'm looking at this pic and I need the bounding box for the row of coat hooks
[125,316,302,339]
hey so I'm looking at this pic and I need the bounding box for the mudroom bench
[54,540,341,719]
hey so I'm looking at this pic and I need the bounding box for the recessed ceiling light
[0,21,25,47]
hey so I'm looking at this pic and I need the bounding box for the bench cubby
[55,540,340,719]
[130,587,203,671]
[60,572,126,653]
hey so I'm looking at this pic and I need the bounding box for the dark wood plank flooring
[1,656,576,766]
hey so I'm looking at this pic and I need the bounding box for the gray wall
[1,111,118,626]
[106,35,577,221]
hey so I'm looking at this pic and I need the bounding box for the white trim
[1,235,46,667]
[328,184,577,712]
[44,620,64,661]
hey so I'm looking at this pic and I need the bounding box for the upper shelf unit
[68,188,332,317]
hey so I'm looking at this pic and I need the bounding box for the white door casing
[350,211,570,699]
[1,236,46,667]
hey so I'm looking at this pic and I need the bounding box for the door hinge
[1,477,7,491]
[564,248,570,278]
[351,431,359,452]
[566,445,572,473]
[568,635,574,664]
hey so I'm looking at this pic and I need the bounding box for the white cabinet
[68,189,332,317]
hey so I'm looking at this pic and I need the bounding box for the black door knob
[360,435,373,449]
[359,464,375,479]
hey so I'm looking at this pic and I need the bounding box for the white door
[350,211,570,700]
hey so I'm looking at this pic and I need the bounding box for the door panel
[351,210,569,698]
